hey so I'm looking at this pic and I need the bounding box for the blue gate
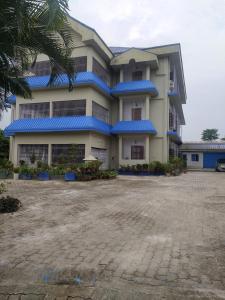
[203,152,225,168]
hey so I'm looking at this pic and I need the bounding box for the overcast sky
[1,0,225,141]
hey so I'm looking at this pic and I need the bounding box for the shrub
[0,196,21,213]
[0,182,7,195]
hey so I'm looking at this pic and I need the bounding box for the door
[203,152,225,168]
[91,148,108,170]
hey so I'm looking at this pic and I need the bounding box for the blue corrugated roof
[4,116,111,137]
[167,131,182,145]
[111,80,158,97]
[7,95,16,104]
[26,72,111,95]
[111,120,157,134]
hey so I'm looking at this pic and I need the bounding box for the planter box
[118,170,164,176]
[64,172,77,181]
[38,171,50,181]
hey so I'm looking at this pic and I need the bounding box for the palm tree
[0,0,75,116]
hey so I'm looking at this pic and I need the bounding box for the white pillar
[119,98,123,121]
[49,102,53,117]
[119,136,123,166]
[145,96,150,119]
[48,144,52,165]
[87,55,93,72]
[145,136,150,163]
[146,64,151,80]
[86,99,92,116]
[120,68,124,82]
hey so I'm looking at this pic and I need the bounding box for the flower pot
[13,173,19,180]
[38,171,49,181]
[64,172,77,181]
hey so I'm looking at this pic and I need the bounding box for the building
[181,142,225,169]
[4,16,186,169]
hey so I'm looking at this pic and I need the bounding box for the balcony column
[120,67,124,82]
[145,95,150,119]
[87,55,93,72]
[49,102,53,117]
[119,97,123,121]
[86,99,92,116]
[119,136,123,166]
[146,64,151,80]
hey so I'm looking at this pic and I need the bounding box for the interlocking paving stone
[1,172,225,298]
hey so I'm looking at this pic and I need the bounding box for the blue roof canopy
[4,116,111,137]
[26,72,111,96]
[111,120,157,135]
[111,80,158,97]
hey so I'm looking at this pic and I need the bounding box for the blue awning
[111,80,158,97]
[26,72,111,96]
[6,95,16,105]
[4,116,112,137]
[111,120,157,134]
[167,131,182,145]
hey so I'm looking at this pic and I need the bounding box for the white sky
[1,0,225,141]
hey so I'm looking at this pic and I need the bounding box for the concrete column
[119,98,123,121]
[49,102,53,117]
[84,133,92,158]
[146,64,151,80]
[86,99,92,116]
[118,136,123,166]
[48,144,52,165]
[145,96,150,119]
[13,141,18,166]
[120,68,124,82]
[145,136,150,163]
[87,55,93,72]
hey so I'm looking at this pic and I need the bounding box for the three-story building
[5,16,186,169]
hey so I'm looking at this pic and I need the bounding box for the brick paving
[1,172,225,299]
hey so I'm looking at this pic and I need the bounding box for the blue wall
[203,152,225,168]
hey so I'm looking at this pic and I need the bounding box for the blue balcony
[4,116,112,137]
[111,120,157,135]
[111,80,158,97]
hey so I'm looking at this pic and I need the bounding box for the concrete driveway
[1,172,225,299]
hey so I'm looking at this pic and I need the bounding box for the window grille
[52,100,86,117]
[52,144,85,165]
[132,71,143,81]
[92,58,110,84]
[19,102,50,119]
[191,154,199,162]
[18,144,48,164]
[131,145,144,160]
[132,108,142,120]
[92,101,109,123]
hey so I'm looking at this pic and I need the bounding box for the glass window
[52,144,85,165]
[191,154,199,162]
[52,100,86,117]
[18,144,48,164]
[131,145,144,160]
[132,108,142,120]
[182,154,187,161]
[92,101,109,123]
[70,56,87,72]
[19,102,50,119]
[132,71,143,81]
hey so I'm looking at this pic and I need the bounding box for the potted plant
[19,165,34,180]
[64,167,77,181]
[13,167,20,180]
[30,153,36,165]
[37,162,50,181]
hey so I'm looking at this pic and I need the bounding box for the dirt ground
[1,172,225,299]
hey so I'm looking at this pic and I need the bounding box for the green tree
[0,0,75,116]
[0,129,9,162]
[201,129,219,141]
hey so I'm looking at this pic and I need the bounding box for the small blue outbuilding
[181,142,225,169]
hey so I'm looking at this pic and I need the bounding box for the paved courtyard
[1,172,225,299]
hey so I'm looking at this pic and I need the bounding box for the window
[170,71,174,81]
[191,154,199,162]
[132,71,143,81]
[18,145,48,164]
[132,107,142,120]
[92,101,109,123]
[169,148,175,158]
[52,144,85,165]
[131,145,144,160]
[92,58,110,84]
[19,102,50,119]
[169,110,174,130]
[70,56,87,72]
[52,100,86,117]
